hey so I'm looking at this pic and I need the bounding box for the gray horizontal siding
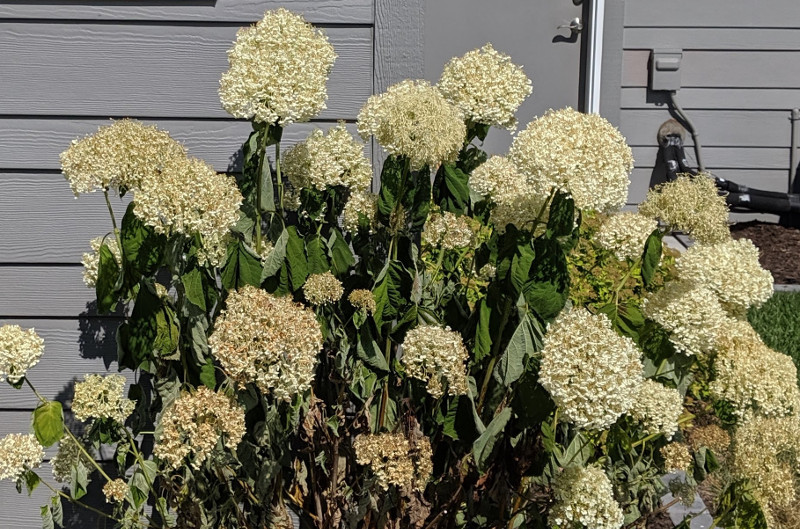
[608,1,800,205]
[0,24,371,118]
[0,0,373,23]
[0,120,366,171]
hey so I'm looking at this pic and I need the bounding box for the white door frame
[585,0,606,114]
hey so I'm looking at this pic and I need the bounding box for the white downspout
[586,0,606,114]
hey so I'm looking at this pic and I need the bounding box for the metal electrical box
[650,49,683,91]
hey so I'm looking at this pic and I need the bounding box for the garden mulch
[730,221,800,284]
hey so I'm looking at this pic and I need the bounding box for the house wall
[0,1,376,526]
[600,0,800,213]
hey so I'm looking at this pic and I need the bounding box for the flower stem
[41,480,120,524]
[63,427,113,483]
[275,140,283,216]
[477,295,514,414]
[254,128,270,252]
[126,431,170,523]
[103,189,123,251]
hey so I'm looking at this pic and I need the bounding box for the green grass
[748,291,800,374]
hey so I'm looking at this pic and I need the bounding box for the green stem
[477,295,514,413]
[613,257,641,306]
[127,431,169,523]
[276,140,283,216]
[63,427,113,483]
[41,480,121,524]
[23,377,47,404]
[103,189,123,251]
[254,127,270,252]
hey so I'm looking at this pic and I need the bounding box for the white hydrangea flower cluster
[675,238,773,317]
[732,416,800,520]
[348,289,376,314]
[72,374,136,424]
[437,43,532,130]
[0,434,45,481]
[628,380,684,439]
[219,8,337,125]
[638,174,730,244]
[660,442,693,472]
[103,478,130,503]
[342,191,379,234]
[0,324,44,384]
[154,387,246,470]
[81,235,122,288]
[133,157,243,267]
[710,321,800,420]
[51,435,93,483]
[209,286,323,402]
[283,124,372,192]
[60,119,186,196]
[538,309,644,430]
[303,271,344,306]
[401,325,470,399]
[421,210,481,250]
[357,79,466,170]
[595,212,658,261]
[549,466,624,529]
[509,108,633,213]
[353,433,432,491]
[469,155,547,232]
[641,281,732,357]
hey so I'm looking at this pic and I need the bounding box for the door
[424,0,587,155]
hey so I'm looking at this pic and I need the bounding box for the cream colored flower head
[81,235,122,288]
[103,478,129,503]
[628,380,684,440]
[219,8,337,125]
[638,174,730,244]
[710,320,800,420]
[401,325,470,399]
[283,124,372,192]
[0,325,44,384]
[153,387,245,471]
[348,289,376,314]
[357,79,466,170]
[133,156,243,267]
[303,271,344,306]
[51,435,93,483]
[353,433,432,491]
[342,191,379,234]
[0,434,45,481]
[549,466,624,529]
[538,308,644,430]
[60,119,186,196]
[72,374,135,424]
[675,238,773,317]
[470,156,547,232]
[422,209,481,251]
[660,442,693,472]
[596,211,658,261]
[209,286,323,402]
[732,415,800,518]
[437,43,532,130]
[509,108,634,212]
[641,280,732,357]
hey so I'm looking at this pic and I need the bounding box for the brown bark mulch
[730,221,800,284]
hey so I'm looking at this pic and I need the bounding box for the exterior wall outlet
[650,49,683,91]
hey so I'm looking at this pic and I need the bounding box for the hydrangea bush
[1,8,796,529]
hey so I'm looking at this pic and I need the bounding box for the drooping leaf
[328,228,355,277]
[305,235,330,275]
[120,202,165,279]
[493,315,538,387]
[41,504,54,529]
[433,163,470,215]
[513,372,554,428]
[22,470,40,496]
[69,462,88,500]
[50,495,63,528]
[641,229,663,288]
[261,227,288,280]
[473,299,493,363]
[357,324,389,372]
[181,268,206,312]
[285,226,309,291]
[472,406,512,473]
[118,283,179,370]
[523,237,569,321]
[372,261,412,328]
[546,192,575,237]
[377,155,407,222]
[556,433,592,468]
[221,239,263,291]
[95,242,121,314]
[199,358,217,389]
[409,167,432,232]
[32,401,64,447]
